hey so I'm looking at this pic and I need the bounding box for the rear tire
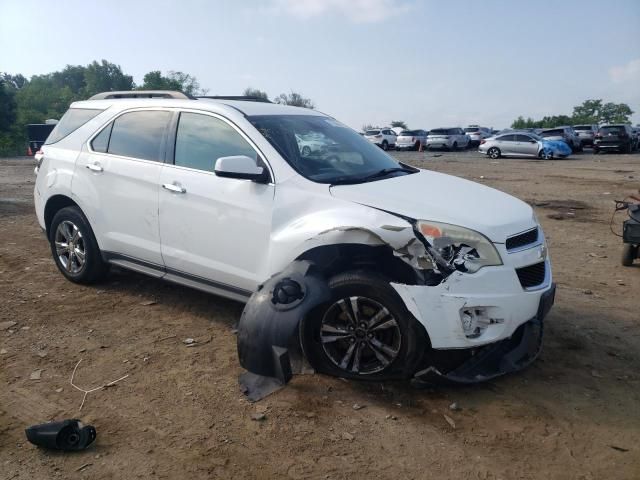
[381,141,389,151]
[488,147,501,159]
[49,206,108,284]
[622,244,637,266]
[300,270,428,381]
[452,142,458,151]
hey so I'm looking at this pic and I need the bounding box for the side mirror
[214,155,268,183]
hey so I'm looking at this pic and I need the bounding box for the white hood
[330,170,535,243]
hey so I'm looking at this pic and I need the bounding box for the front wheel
[300,271,427,381]
[301,146,311,156]
[488,147,501,159]
[622,244,638,266]
[49,206,108,284]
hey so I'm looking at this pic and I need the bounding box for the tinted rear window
[599,126,625,135]
[574,126,592,131]
[430,129,447,135]
[464,127,479,132]
[45,108,103,145]
[107,110,171,161]
[400,130,420,135]
[541,129,563,137]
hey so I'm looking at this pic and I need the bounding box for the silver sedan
[478,133,542,159]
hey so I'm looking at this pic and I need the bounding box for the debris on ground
[341,432,355,441]
[25,419,96,451]
[352,403,365,410]
[140,300,157,306]
[30,369,42,380]
[0,320,17,330]
[251,413,266,421]
[443,414,456,429]
[449,402,461,411]
[183,338,196,345]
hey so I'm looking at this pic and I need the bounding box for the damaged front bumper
[414,282,556,384]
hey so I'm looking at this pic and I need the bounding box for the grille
[516,262,546,289]
[506,227,539,251]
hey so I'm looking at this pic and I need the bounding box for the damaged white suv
[34,91,555,385]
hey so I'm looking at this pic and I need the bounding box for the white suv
[364,128,397,150]
[34,91,555,384]
[425,128,470,150]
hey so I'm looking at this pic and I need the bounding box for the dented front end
[238,192,555,391]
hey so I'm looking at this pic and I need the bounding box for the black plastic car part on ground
[237,260,332,401]
[25,419,96,451]
[413,283,556,385]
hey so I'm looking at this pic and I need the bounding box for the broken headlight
[416,221,502,273]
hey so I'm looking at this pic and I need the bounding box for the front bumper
[414,283,554,384]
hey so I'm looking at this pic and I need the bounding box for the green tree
[572,99,602,124]
[274,91,315,109]
[362,124,376,132]
[83,60,134,96]
[390,120,408,130]
[599,102,633,124]
[140,70,206,96]
[243,87,269,100]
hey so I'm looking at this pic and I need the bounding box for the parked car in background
[540,126,582,152]
[395,129,428,151]
[479,132,571,159]
[295,133,327,156]
[631,127,639,150]
[573,124,598,147]
[594,124,636,153]
[364,128,397,150]
[26,122,57,156]
[464,126,492,146]
[425,128,470,150]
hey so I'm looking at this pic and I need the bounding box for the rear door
[158,110,275,295]
[496,134,516,154]
[74,109,171,269]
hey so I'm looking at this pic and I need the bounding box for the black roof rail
[195,95,272,103]
[88,90,191,100]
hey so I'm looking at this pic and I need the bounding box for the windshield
[248,115,413,184]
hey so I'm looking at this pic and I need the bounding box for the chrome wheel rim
[320,296,401,375]
[489,149,499,158]
[54,220,86,274]
[302,146,311,156]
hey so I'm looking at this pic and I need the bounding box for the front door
[158,111,275,296]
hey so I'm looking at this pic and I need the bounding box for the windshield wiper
[358,167,413,182]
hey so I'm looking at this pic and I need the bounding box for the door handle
[86,163,103,172]
[162,183,186,194]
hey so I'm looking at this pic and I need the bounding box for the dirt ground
[1,150,639,480]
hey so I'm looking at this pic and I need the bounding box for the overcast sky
[1,0,639,129]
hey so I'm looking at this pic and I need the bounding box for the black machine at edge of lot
[615,200,640,266]
[26,123,56,156]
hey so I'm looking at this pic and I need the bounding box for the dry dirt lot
[1,150,639,479]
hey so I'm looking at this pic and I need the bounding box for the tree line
[0,60,315,156]
[511,99,634,129]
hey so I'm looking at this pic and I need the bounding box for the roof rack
[89,90,190,100]
[195,95,272,103]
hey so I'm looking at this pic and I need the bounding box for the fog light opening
[460,308,503,338]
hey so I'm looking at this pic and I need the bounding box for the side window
[108,110,171,161]
[174,112,257,173]
[499,134,515,142]
[515,134,533,142]
[91,122,113,153]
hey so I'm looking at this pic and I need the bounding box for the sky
[1,0,639,130]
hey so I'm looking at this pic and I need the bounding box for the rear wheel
[488,147,501,159]
[301,146,311,156]
[451,142,458,151]
[300,271,427,381]
[49,206,107,284]
[381,140,389,151]
[622,244,638,266]
[414,141,421,151]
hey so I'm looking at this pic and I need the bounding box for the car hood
[329,170,535,243]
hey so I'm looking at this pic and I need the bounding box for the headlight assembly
[416,220,502,273]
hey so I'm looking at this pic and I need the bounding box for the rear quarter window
[44,108,103,145]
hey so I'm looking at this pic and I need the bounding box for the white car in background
[395,129,429,151]
[425,128,470,150]
[34,91,554,385]
[295,133,326,156]
[364,128,397,150]
[464,126,492,147]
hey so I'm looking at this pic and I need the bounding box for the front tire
[301,146,311,156]
[49,206,107,284]
[300,271,427,381]
[488,147,501,159]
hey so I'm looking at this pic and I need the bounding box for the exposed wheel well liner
[44,195,80,234]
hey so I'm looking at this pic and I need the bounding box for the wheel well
[295,243,419,285]
[44,195,79,234]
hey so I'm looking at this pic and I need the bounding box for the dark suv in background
[594,124,637,153]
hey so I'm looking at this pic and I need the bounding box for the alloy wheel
[54,220,86,274]
[320,296,401,375]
